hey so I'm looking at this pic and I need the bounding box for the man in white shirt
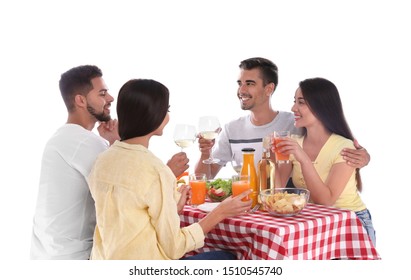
[30,65,189,259]
[30,65,119,259]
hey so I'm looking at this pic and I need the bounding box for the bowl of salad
[206,178,232,202]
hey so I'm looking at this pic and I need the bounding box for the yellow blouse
[291,134,366,212]
[88,141,204,259]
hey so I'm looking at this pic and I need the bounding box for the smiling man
[30,65,119,259]
[195,57,370,179]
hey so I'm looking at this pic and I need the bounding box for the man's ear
[74,94,87,108]
[265,82,275,96]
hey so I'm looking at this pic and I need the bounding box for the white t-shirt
[213,111,302,167]
[30,124,108,259]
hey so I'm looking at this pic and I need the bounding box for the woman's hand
[167,152,189,177]
[176,184,190,214]
[215,190,253,217]
[198,190,252,234]
[272,137,310,164]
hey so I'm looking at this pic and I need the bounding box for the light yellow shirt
[88,141,204,260]
[291,134,366,212]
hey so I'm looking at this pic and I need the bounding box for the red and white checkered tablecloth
[180,203,380,260]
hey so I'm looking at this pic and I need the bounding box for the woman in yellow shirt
[88,79,252,260]
[274,77,376,246]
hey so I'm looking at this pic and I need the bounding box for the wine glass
[198,116,221,164]
[230,153,243,174]
[173,124,197,151]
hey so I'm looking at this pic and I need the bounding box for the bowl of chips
[259,188,310,217]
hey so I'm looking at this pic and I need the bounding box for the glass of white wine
[173,124,197,151]
[230,153,243,174]
[198,116,221,164]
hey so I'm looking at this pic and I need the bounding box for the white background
[0,0,409,278]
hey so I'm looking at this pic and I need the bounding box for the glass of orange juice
[273,130,290,164]
[189,173,207,206]
[232,174,251,201]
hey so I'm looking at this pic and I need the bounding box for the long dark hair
[117,79,169,141]
[299,77,362,191]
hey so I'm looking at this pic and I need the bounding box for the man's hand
[341,139,370,169]
[197,135,214,158]
[97,119,120,145]
[167,152,189,177]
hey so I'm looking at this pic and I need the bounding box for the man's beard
[238,94,253,111]
[240,103,250,110]
[240,101,253,111]
[87,105,111,122]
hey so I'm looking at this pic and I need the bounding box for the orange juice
[190,181,207,205]
[274,138,290,162]
[232,180,251,201]
[240,148,258,207]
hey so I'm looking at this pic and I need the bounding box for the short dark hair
[299,77,362,191]
[59,65,103,112]
[239,57,278,90]
[117,79,170,140]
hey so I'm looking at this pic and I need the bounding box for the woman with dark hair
[88,79,252,260]
[274,77,376,246]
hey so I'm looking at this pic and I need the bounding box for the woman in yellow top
[274,77,376,246]
[88,79,252,260]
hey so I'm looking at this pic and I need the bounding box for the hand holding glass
[198,116,221,164]
[232,174,251,202]
[174,124,196,151]
[273,130,290,164]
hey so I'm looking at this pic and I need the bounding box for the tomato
[210,187,226,197]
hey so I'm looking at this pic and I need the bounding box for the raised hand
[97,119,120,145]
[167,152,189,177]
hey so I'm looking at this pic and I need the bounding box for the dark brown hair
[117,79,169,140]
[239,57,278,90]
[59,65,102,112]
[299,77,362,191]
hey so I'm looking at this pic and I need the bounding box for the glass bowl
[259,188,310,217]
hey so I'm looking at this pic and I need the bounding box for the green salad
[206,178,232,202]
